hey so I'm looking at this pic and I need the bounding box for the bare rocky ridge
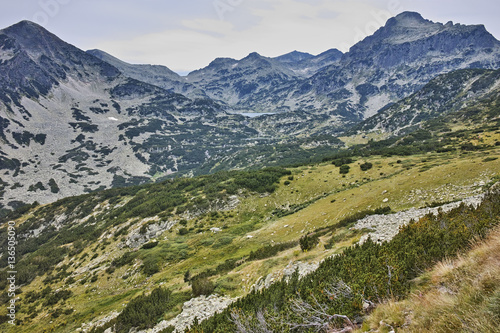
[251,260,320,292]
[86,49,206,100]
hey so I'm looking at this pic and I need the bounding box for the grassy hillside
[187,182,500,332]
[1,90,500,332]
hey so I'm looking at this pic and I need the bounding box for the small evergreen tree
[191,277,215,296]
[184,269,191,283]
[360,162,373,171]
[299,234,319,252]
[339,165,350,174]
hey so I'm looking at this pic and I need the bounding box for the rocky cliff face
[346,12,499,69]
[295,12,500,122]
[353,68,500,135]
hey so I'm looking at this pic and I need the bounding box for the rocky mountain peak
[344,11,500,69]
[240,52,271,66]
[2,20,45,35]
[205,57,238,68]
[274,50,314,64]
[1,20,121,81]
[374,11,499,46]
[244,51,263,59]
[2,20,69,56]
[386,11,430,28]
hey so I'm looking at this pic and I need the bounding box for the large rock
[139,294,236,333]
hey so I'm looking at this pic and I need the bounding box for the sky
[1,0,499,74]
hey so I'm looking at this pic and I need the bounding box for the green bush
[48,178,60,193]
[141,241,158,250]
[212,235,234,249]
[331,157,354,167]
[142,257,159,276]
[115,287,173,332]
[191,277,215,297]
[299,234,319,252]
[360,162,373,171]
[339,165,350,174]
[112,252,137,268]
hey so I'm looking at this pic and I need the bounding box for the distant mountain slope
[352,68,500,135]
[273,50,314,64]
[182,49,345,113]
[273,49,343,76]
[174,12,500,135]
[0,21,233,211]
[292,12,500,121]
[86,49,207,99]
[185,52,302,111]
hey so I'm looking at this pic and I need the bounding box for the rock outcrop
[354,194,484,244]
[252,260,320,291]
[139,294,236,333]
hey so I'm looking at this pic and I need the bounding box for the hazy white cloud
[95,0,406,72]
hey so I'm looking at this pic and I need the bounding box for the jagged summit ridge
[352,11,499,50]
[0,20,121,83]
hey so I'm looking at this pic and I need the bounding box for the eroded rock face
[78,311,120,332]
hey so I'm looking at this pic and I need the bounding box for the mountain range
[1,10,500,333]
[1,12,500,211]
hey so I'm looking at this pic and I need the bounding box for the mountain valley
[0,10,500,333]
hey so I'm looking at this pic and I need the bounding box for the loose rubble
[78,311,120,332]
[138,294,236,333]
[252,260,319,291]
[354,194,484,244]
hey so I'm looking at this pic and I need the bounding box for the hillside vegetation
[1,74,500,332]
[0,130,498,333]
[359,223,500,333]
[187,184,500,332]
